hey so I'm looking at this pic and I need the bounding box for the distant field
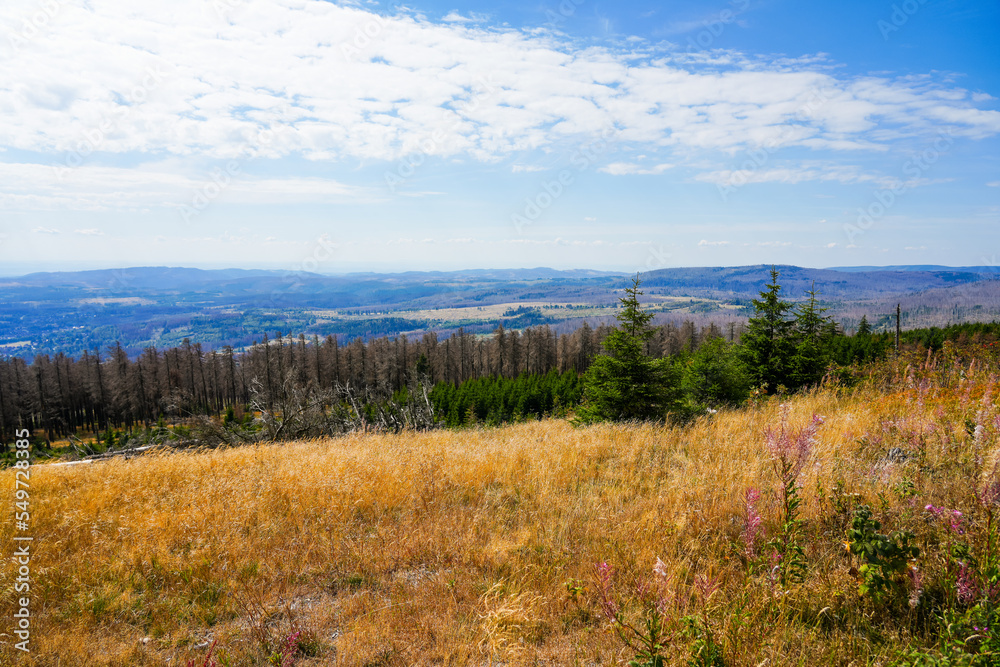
[311,301,563,321]
[309,296,736,326]
[1,265,997,360]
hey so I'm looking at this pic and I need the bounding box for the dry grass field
[2,347,998,665]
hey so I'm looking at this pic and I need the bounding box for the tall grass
[2,344,998,665]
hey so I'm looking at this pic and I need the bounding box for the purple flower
[765,404,822,481]
[957,562,980,604]
[595,562,618,621]
[743,487,763,559]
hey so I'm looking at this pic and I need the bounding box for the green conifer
[740,267,795,393]
[578,276,678,422]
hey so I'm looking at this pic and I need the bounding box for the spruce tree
[578,275,678,422]
[791,283,833,387]
[740,267,795,393]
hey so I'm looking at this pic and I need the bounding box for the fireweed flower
[743,487,763,559]
[595,562,618,620]
[765,404,823,479]
[950,510,965,535]
[280,631,302,667]
[924,505,965,534]
[957,562,980,604]
[651,558,677,615]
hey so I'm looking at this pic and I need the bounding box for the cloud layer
[2,0,998,169]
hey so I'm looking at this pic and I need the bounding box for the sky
[0,0,998,275]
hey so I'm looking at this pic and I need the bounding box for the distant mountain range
[1,264,997,360]
[640,264,998,300]
[827,265,1000,273]
[4,263,996,298]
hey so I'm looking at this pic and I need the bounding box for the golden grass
[1,358,996,665]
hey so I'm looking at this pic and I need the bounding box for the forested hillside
[0,319,724,445]
[5,267,1000,455]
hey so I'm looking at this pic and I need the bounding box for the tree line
[0,315,736,446]
[6,267,997,448]
[575,269,1000,423]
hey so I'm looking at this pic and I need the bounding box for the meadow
[2,343,999,665]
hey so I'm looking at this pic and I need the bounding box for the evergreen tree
[740,267,795,393]
[413,353,431,379]
[857,315,871,337]
[680,337,752,411]
[791,283,832,387]
[578,276,678,422]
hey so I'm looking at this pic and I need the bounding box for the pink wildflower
[595,562,618,621]
[950,511,965,535]
[925,504,965,534]
[957,562,980,604]
[743,487,763,560]
[280,631,301,667]
[652,559,676,615]
[765,404,823,480]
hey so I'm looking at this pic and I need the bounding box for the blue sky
[0,0,997,275]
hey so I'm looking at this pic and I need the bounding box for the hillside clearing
[2,351,998,665]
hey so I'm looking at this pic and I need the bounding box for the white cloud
[694,163,952,189]
[0,0,995,168]
[32,226,60,234]
[441,11,488,23]
[74,228,104,236]
[698,240,729,246]
[0,162,374,212]
[988,181,1000,187]
[511,164,546,173]
[599,162,674,175]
